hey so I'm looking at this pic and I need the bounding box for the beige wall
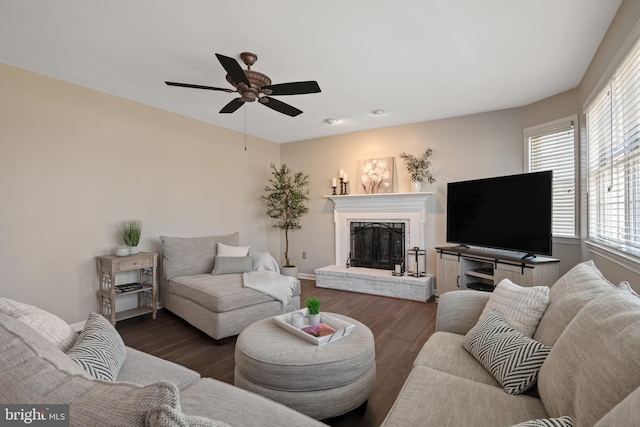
[576,0,640,288]
[0,64,281,324]
[281,108,526,277]
[283,0,640,292]
[3,0,640,322]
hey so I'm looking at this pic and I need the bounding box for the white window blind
[525,117,577,238]
[587,36,640,257]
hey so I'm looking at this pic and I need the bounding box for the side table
[97,252,158,325]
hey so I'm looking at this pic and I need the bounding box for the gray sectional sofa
[0,302,325,427]
[4,258,639,426]
[382,260,640,426]
[160,232,301,340]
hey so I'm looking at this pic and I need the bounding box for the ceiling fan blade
[263,81,321,96]
[165,81,231,92]
[219,98,244,114]
[215,53,250,87]
[260,97,303,117]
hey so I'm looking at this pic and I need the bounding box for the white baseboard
[297,273,316,281]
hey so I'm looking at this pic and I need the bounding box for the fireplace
[327,193,430,267]
[350,222,405,270]
[316,193,435,302]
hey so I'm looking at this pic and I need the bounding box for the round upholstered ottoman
[234,313,376,420]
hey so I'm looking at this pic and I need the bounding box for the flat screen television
[446,171,553,257]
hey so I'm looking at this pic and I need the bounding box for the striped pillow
[464,309,552,395]
[480,278,549,338]
[0,298,78,352]
[66,312,126,381]
[511,416,573,427]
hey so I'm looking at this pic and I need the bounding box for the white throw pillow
[0,298,78,352]
[217,242,250,257]
[478,278,550,338]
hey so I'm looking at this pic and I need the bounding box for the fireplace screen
[350,222,405,270]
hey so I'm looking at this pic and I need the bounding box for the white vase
[115,245,129,257]
[280,266,298,278]
[411,181,422,192]
[308,313,321,325]
[128,246,139,255]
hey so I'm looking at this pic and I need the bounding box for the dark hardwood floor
[116,280,438,426]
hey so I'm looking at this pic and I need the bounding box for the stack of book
[301,323,337,337]
[115,283,144,293]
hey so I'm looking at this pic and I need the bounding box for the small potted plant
[399,149,435,192]
[117,219,143,255]
[306,296,321,325]
[263,163,310,278]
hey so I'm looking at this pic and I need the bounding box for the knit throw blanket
[243,271,298,307]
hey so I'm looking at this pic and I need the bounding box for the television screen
[446,171,553,256]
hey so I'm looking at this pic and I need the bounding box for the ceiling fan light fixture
[371,109,386,116]
[165,52,321,118]
[324,118,339,125]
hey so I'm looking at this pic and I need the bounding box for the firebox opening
[350,222,405,270]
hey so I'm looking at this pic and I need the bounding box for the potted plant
[117,219,143,255]
[306,296,321,325]
[399,149,435,192]
[263,163,310,278]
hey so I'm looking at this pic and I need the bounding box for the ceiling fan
[165,52,321,117]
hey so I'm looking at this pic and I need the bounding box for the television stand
[435,246,559,296]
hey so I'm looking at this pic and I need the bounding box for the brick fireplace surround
[315,193,434,301]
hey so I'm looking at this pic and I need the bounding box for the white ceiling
[0,1,622,143]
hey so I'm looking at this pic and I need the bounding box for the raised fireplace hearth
[316,193,434,301]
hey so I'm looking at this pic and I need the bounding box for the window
[586,36,640,257]
[525,116,578,239]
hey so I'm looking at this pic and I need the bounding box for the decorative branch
[399,149,435,183]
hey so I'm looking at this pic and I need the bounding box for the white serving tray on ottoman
[273,308,355,346]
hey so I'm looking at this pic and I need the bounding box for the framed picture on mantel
[357,157,394,194]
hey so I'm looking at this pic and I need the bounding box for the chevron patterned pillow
[464,309,552,395]
[66,312,126,381]
[510,416,574,427]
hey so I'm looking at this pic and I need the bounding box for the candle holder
[407,247,427,277]
[392,261,405,276]
[332,186,337,195]
[340,178,350,195]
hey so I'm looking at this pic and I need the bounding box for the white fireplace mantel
[326,192,433,212]
[325,192,433,267]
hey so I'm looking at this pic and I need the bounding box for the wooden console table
[97,252,158,325]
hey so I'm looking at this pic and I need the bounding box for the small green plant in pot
[117,219,143,254]
[306,296,321,325]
